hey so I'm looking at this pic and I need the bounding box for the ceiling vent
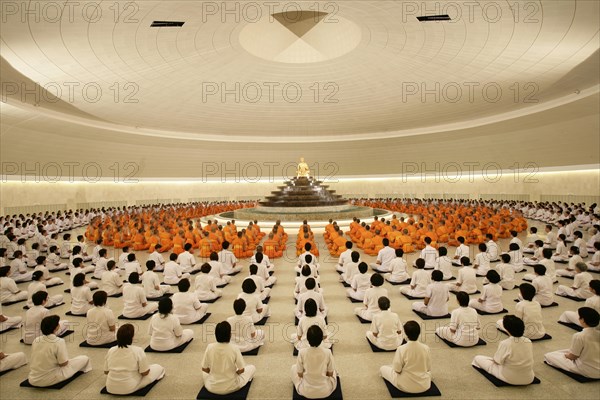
[151,21,185,27]
[416,15,451,22]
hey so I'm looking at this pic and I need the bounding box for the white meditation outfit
[292,346,337,399]
[385,257,410,283]
[172,292,208,324]
[400,270,430,298]
[366,309,403,350]
[472,337,534,385]
[104,345,165,395]
[122,284,158,318]
[0,352,27,372]
[544,328,600,379]
[412,282,449,316]
[380,341,432,393]
[227,314,264,353]
[355,286,388,321]
[469,283,503,313]
[195,273,222,301]
[148,313,194,351]
[435,307,480,347]
[86,306,117,345]
[70,285,93,315]
[142,271,170,299]
[201,342,255,395]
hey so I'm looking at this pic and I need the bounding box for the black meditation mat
[1,299,27,306]
[543,361,600,383]
[356,315,371,324]
[108,293,123,298]
[476,308,508,316]
[65,311,87,317]
[196,380,252,399]
[556,294,586,302]
[145,339,193,353]
[436,334,486,348]
[348,297,363,303]
[80,340,118,348]
[341,282,351,288]
[23,302,63,310]
[400,293,426,301]
[472,366,540,387]
[20,371,85,389]
[0,326,20,335]
[20,329,73,343]
[557,321,583,332]
[367,338,396,352]
[118,312,155,320]
[387,279,411,286]
[293,376,342,400]
[101,379,161,396]
[186,313,211,325]
[294,345,333,357]
[241,347,260,356]
[383,379,441,397]
[255,316,269,326]
[412,310,451,320]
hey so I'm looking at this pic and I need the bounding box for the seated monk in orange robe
[158,230,173,253]
[263,233,283,258]
[232,232,252,258]
[132,231,149,251]
[172,231,185,255]
[147,231,160,253]
[102,230,114,247]
[399,229,415,253]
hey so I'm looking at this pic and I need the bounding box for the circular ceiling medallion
[239,10,362,63]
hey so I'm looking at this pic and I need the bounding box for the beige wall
[2,169,598,215]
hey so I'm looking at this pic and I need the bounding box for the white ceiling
[0,0,599,176]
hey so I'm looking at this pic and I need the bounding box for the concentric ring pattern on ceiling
[0,0,598,142]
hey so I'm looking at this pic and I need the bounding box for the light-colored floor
[0,219,598,400]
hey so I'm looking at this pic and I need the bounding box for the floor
[0,219,598,400]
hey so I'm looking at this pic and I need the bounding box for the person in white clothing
[412,271,449,316]
[177,244,200,273]
[543,224,557,249]
[496,254,516,290]
[556,246,583,278]
[237,279,270,323]
[372,239,397,272]
[295,265,321,300]
[413,237,437,270]
[296,278,327,320]
[27,271,64,308]
[436,292,480,347]
[148,245,166,271]
[148,298,194,351]
[201,321,255,395]
[172,279,208,324]
[250,246,275,272]
[503,283,545,339]
[573,231,588,258]
[70,258,98,290]
[0,351,27,373]
[347,262,372,301]
[452,237,469,266]
[86,291,117,346]
[524,240,544,265]
[91,239,103,265]
[473,243,491,277]
[544,307,600,379]
[401,259,431,298]
[366,296,403,351]
[552,234,569,263]
[253,253,276,287]
[485,234,500,262]
[9,251,32,282]
[195,263,222,301]
[218,242,241,275]
[227,299,264,353]
[100,260,123,297]
[293,299,331,351]
[123,253,143,277]
[355,274,388,322]
[23,292,70,345]
[448,257,478,294]
[434,247,453,281]
[525,248,558,283]
[385,249,410,283]
[59,234,72,259]
[163,253,190,285]
[342,251,361,285]
[0,266,27,305]
[33,256,64,287]
[469,271,504,314]
[337,241,353,273]
[292,325,337,399]
[208,252,232,286]
[104,324,165,395]
[586,242,600,272]
[28,315,92,387]
[559,280,600,326]
[70,273,94,315]
[122,273,158,318]
[248,264,270,301]
[118,247,130,271]
[523,227,540,254]
[142,261,170,300]
[556,262,593,300]
[380,321,432,393]
[46,246,68,271]
[297,243,320,272]
[472,315,535,385]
